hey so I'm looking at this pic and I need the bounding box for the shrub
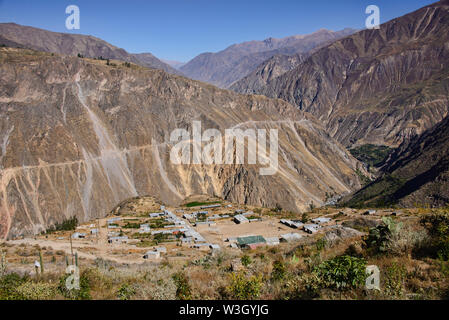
[226,272,263,300]
[315,238,326,252]
[117,283,136,300]
[0,273,29,300]
[58,270,91,300]
[384,262,406,298]
[16,281,57,300]
[421,211,449,260]
[301,213,309,223]
[45,217,78,233]
[313,255,367,291]
[241,255,252,267]
[283,273,321,300]
[172,272,191,300]
[271,260,286,281]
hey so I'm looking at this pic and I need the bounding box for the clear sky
[0,0,437,62]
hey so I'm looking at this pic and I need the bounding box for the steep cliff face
[230,53,304,94]
[0,23,181,76]
[346,115,449,208]
[0,48,363,239]
[180,29,356,88]
[233,0,449,148]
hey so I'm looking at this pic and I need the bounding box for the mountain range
[0,47,362,239]
[1,0,449,239]
[232,0,449,149]
[0,23,182,76]
[180,28,356,88]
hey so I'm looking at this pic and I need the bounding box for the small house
[265,237,280,246]
[234,214,249,224]
[236,235,266,249]
[303,224,320,234]
[312,217,332,225]
[72,232,86,239]
[280,233,303,242]
[209,244,221,251]
[108,236,128,244]
[143,251,160,259]
[155,246,167,253]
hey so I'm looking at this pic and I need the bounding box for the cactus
[65,255,69,267]
[75,252,78,267]
[367,216,402,253]
[39,250,44,274]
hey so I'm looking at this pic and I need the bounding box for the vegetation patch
[349,144,393,168]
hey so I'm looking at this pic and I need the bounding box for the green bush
[58,270,91,300]
[172,272,191,300]
[117,283,136,300]
[301,213,309,223]
[313,255,367,291]
[366,217,401,254]
[227,272,263,300]
[0,273,29,300]
[384,262,406,297]
[283,273,321,300]
[349,144,392,168]
[241,255,252,267]
[271,260,286,281]
[421,211,449,260]
[16,281,57,300]
[45,217,78,233]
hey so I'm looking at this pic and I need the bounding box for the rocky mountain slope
[230,53,304,94]
[233,0,449,148]
[180,28,356,88]
[345,115,449,208]
[0,47,363,239]
[0,23,181,76]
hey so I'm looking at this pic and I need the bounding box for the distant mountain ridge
[0,23,182,75]
[232,0,449,148]
[180,28,356,88]
[161,59,186,69]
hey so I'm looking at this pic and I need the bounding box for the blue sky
[0,0,436,62]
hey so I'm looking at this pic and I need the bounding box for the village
[4,195,397,268]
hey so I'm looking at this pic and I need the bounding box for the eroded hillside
[0,48,363,239]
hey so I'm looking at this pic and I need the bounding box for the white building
[280,233,303,242]
[143,251,160,259]
[311,217,332,224]
[234,214,249,224]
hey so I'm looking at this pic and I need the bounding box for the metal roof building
[312,217,332,224]
[234,214,249,224]
[280,233,303,242]
[143,251,160,259]
[237,235,266,248]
